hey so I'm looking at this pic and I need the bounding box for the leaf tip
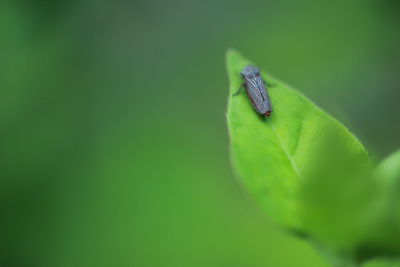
[225,48,241,66]
[226,48,236,57]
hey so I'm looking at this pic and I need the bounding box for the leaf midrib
[269,122,303,181]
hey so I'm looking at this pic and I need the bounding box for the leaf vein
[269,123,303,181]
[291,121,303,157]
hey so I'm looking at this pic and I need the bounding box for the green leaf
[376,149,400,183]
[359,149,400,259]
[226,50,375,259]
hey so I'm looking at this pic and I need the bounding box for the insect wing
[245,76,268,114]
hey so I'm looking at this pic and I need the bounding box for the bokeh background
[1,0,400,266]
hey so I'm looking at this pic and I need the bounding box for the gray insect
[234,65,272,117]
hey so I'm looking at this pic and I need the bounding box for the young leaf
[376,149,400,182]
[226,50,374,259]
[359,149,400,258]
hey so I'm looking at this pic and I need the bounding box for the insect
[234,65,272,117]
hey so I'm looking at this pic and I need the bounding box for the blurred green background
[1,0,400,266]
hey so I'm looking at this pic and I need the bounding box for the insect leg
[233,83,244,96]
[263,80,275,88]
